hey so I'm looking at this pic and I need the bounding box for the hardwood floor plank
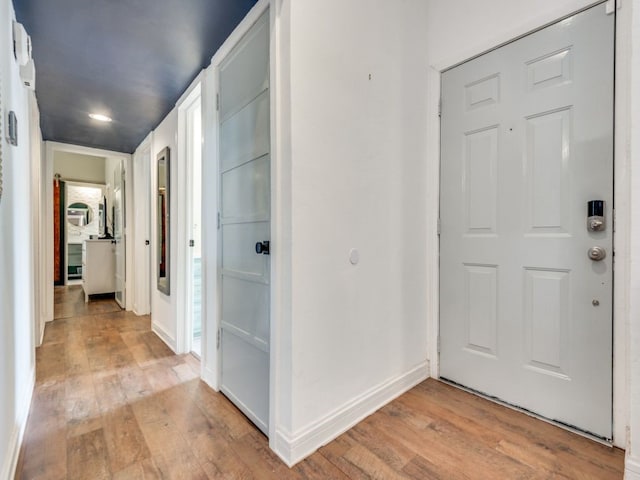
[291,452,352,479]
[66,429,110,480]
[189,431,254,479]
[112,458,164,480]
[16,286,626,480]
[230,430,303,480]
[102,405,151,472]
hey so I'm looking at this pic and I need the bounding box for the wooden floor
[16,286,625,479]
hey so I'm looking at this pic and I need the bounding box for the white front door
[218,11,270,434]
[439,4,614,439]
[114,160,126,309]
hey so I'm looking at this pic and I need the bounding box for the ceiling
[13,0,257,154]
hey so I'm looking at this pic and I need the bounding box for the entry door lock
[587,200,606,232]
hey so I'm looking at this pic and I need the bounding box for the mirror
[67,202,93,227]
[157,147,170,295]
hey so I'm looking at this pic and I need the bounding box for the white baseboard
[38,318,45,346]
[272,361,430,467]
[151,322,176,353]
[1,366,35,480]
[626,455,640,480]
[201,365,219,392]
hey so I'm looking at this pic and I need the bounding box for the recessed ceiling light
[89,113,112,122]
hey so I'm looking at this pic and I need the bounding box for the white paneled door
[218,11,270,435]
[439,5,614,439]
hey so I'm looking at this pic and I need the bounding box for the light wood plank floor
[16,286,625,479]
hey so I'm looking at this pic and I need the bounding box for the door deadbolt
[587,200,606,232]
[587,246,606,261]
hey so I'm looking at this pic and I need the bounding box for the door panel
[221,276,269,347]
[220,91,270,171]
[218,17,269,121]
[221,331,269,432]
[222,222,269,277]
[440,5,613,438]
[219,10,270,435]
[221,155,270,221]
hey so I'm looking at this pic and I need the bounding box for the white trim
[612,0,632,449]
[44,142,132,318]
[267,0,285,449]
[272,362,430,467]
[626,457,640,480]
[46,141,130,161]
[132,133,152,316]
[175,71,204,108]
[210,0,270,67]
[151,322,176,352]
[429,2,628,448]
[426,65,441,380]
[200,64,219,389]
[201,364,218,391]
[0,366,35,480]
[176,81,202,355]
[432,0,604,71]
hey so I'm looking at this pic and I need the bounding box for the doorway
[45,142,131,320]
[439,4,614,439]
[178,82,203,357]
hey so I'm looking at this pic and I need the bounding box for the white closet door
[218,11,270,435]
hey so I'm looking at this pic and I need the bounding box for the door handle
[588,246,606,261]
[255,241,270,255]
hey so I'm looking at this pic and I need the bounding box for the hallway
[13,287,625,479]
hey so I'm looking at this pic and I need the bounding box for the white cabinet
[82,239,116,302]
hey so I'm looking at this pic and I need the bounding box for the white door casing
[439,5,614,439]
[218,10,271,435]
[114,159,126,309]
[133,141,151,315]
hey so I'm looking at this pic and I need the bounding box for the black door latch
[255,240,270,255]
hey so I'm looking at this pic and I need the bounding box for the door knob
[587,246,606,261]
[255,240,270,255]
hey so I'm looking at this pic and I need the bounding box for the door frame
[201,0,280,440]
[176,76,203,355]
[132,133,152,316]
[428,1,628,448]
[63,180,106,285]
[44,142,132,319]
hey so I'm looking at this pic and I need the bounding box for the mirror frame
[157,147,170,295]
[67,202,94,227]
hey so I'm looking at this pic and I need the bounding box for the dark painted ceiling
[13,0,257,153]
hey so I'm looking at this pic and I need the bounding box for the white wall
[0,0,40,477]
[425,0,605,68]
[53,151,105,184]
[150,109,178,349]
[271,0,430,464]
